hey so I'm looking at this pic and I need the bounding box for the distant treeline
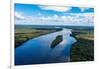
[15,24,94,30]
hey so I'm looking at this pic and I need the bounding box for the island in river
[51,35,63,48]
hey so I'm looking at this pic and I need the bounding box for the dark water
[15,29,76,65]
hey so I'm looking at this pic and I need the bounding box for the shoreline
[15,29,61,48]
[70,30,94,62]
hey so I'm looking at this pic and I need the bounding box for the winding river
[15,28,76,65]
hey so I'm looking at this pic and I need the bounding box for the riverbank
[15,28,60,48]
[70,29,94,62]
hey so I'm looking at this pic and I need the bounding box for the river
[15,28,76,65]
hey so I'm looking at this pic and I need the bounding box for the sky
[15,3,94,26]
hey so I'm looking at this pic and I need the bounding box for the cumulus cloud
[39,5,71,12]
[15,12,94,26]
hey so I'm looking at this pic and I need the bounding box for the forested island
[51,35,63,48]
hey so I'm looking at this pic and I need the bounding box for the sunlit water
[15,28,76,65]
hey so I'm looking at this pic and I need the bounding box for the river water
[15,28,76,65]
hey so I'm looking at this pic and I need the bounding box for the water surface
[15,29,76,65]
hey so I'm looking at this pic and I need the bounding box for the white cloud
[39,5,71,12]
[15,12,94,26]
[15,12,25,20]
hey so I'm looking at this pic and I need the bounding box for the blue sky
[15,3,94,26]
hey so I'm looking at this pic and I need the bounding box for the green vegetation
[70,29,94,62]
[15,25,94,61]
[51,35,63,48]
[15,28,59,48]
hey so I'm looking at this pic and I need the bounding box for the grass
[70,29,94,62]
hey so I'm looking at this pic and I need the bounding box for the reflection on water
[15,28,76,65]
